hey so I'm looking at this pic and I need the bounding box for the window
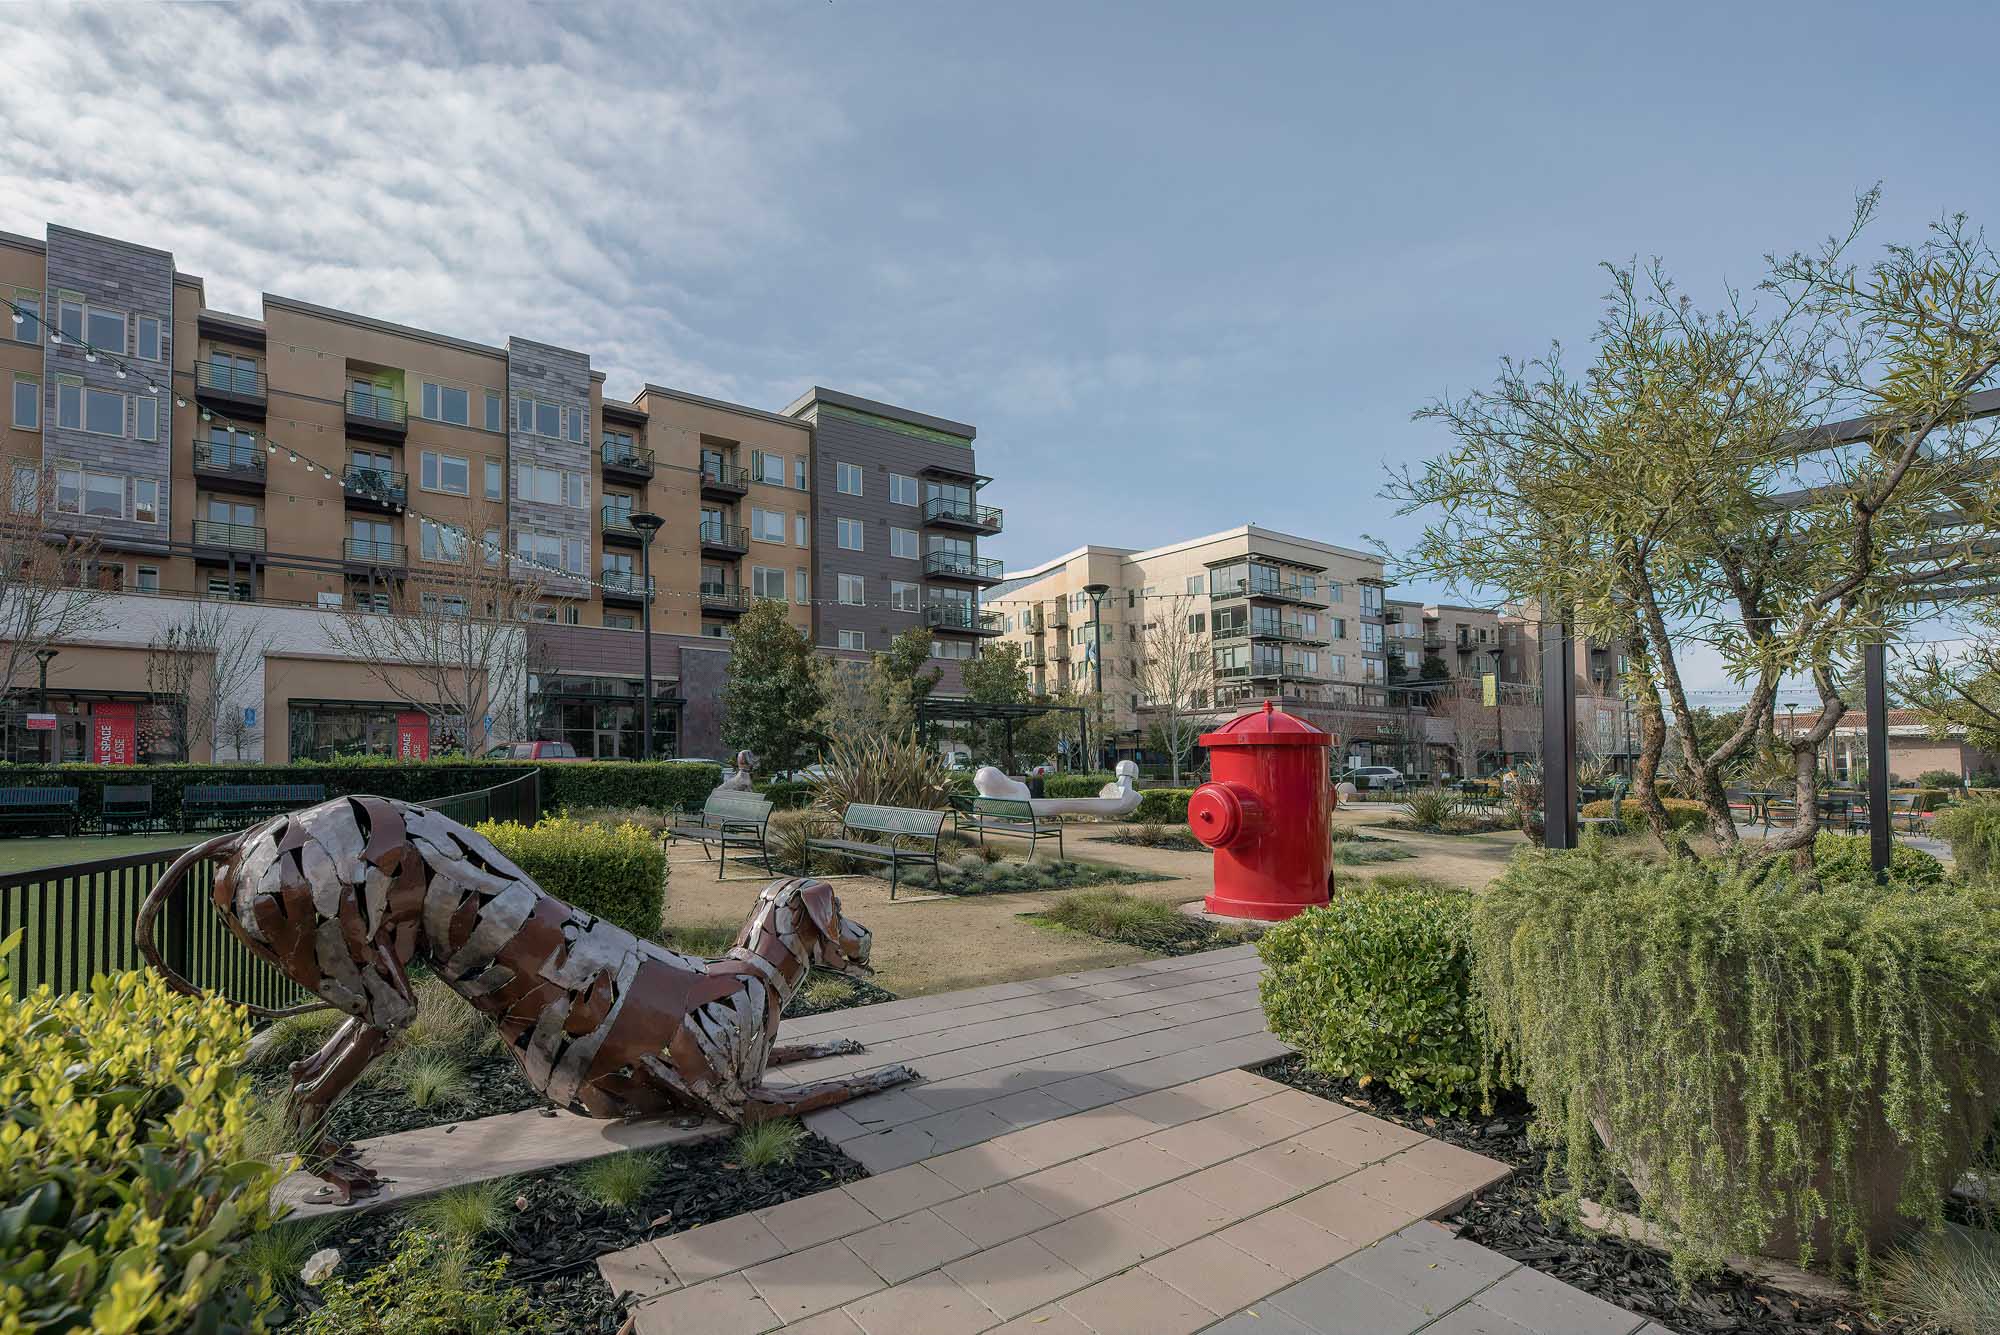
[1330,617,1346,638]
[136,316,162,362]
[890,580,920,611]
[836,462,863,496]
[484,527,501,567]
[890,527,918,560]
[930,638,972,661]
[513,529,585,576]
[485,459,502,500]
[1186,574,1206,595]
[1360,584,1383,613]
[420,519,466,562]
[566,409,583,444]
[136,565,159,592]
[752,565,787,600]
[86,307,125,355]
[889,473,918,506]
[420,381,470,425]
[605,612,636,630]
[484,390,503,432]
[1327,581,1344,603]
[84,472,123,518]
[56,295,83,342]
[751,508,786,543]
[10,377,35,429]
[10,466,36,514]
[751,451,785,485]
[796,567,809,602]
[420,450,469,495]
[838,630,866,651]
[420,593,469,617]
[514,463,586,508]
[538,401,558,437]
[84,387,123,436]
[9,294,39,343]
[837,574,865,605]
[134,395,157,442]
[1187,612,1206,633]
[837,517,864,551]
[794,513,808,546]
[514,395,581,441]
[795,457,808,490]
[1329,654,1346,675]
[54,467,79,514]
[1361,622,1384,647]
[133,479,157,524]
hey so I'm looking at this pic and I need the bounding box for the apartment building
[782,388,1002,662]
[985,525,1397,763]
[0,222,988,761]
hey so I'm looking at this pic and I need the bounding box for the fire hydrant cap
[1188,782,1245,847]
[1198,700,1332,748]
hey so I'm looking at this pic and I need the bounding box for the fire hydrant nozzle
[1188,781,1260,849]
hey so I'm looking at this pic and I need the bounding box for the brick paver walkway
[603,1056,1657,1334]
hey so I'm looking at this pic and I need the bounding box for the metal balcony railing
[923,550,1004,581]
[342,466,407,508]
[602,505,638,537]
[699,582,751,611]
[344,538,406,565]
[922,496,1004,530]
[193,440,265,478]
[600,570,655,599]
[602,441,656,476]
[192,520,265,551]
[700,460,750,491]
[195,362,265,398]
[344,388,407,429]
[924,603,1001,633]
[699,519,748,550]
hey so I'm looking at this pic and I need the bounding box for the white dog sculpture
[973,759,1143,818]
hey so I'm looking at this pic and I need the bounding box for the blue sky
[2,1,1994,692]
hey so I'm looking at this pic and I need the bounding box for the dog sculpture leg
[766,1038,866,1066]
[743,1063,918,1120]
[288,1017,397,1202]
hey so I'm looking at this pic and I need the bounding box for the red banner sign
[396,712,430,760]
[92,701,137,766]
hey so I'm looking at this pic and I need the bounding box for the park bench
[667,790,774,880]
[955,796,1064,861]
[181,783,327,830]
[101,784,156,833]
[0,787,80,836]
[1579,778,1628,837]
[803,803,946,899]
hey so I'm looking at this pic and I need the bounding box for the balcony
[192,440,266,495]
[344,389,408,443]
[1027,649,1047,666]
[700,582,751,615]
[191,521,265,563]
[342,466,407,514]
[699,460,749,499]
[922,496,1004,535]
[343,538,407,571]
[699,519,748,557]
[602,441,655,485]
[193,361,267,418]
[924,603,1002,636]
[600,570,653,609]
[923,550,1004,584]
[602,506,642,546]
[1211,577,1319,607]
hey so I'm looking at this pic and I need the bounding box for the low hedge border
[476,816,668,939]
[0,759,720,824]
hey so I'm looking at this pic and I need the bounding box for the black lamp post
[1487,646,1504,776]
[629,512,664,761]
[1084,583,1109,768]
[33,649,57,764]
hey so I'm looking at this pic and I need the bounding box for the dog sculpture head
[792,879,875,978]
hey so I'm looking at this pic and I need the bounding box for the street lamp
[1084,583,1109,768]
[33,649,58,764]
[629,512,664,761]
[1487,646,1504,777]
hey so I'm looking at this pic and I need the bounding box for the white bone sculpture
[718,751,756,791]
[972,758,1142,817]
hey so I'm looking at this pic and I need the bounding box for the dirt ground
[660,809,1527,1000]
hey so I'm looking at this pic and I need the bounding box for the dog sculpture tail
[135,829,331,1020]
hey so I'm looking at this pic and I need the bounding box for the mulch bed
[1375,817,1519,836]
[1021,910,1261,958]
[275,1132,867,1332]
[1097,830,1207,852]
[785,970,899,1018]
[1255,1056,1905,1335]
[896,859,1158,897]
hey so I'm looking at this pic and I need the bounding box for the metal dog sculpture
[137,795,916,1202]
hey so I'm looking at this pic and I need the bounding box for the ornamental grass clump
[1473,845,2000,1282]
[1257,883,1485,1115]
[812,731,956,813]
[0,934,287,1332]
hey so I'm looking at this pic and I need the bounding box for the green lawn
[0,831,198,876]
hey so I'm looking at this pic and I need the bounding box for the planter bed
[1255,1055,1905,1335]
[1377,816,1518,836]
[1022,892,1261,957]
[273,1131,865,1332]
[1096,828,1206,852]
[885,855,1157,896]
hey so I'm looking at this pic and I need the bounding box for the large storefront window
[1,697,177,764]
[529,675,681,759]
[288,703,463,761]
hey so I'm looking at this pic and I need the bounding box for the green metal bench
[181,783,328,830]
[955,796,1063,861]
[668,790,775,879]
[804,803,946,899]
[0,787,80,836]
[101,783,156,833]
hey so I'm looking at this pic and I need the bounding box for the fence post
[162,855,192,985]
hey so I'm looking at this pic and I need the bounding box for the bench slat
[842,803,945,837]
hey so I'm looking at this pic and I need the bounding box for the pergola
[915,698,1092,774]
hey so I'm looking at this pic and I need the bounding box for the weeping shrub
[1258,883,1485,1115]
[1473,846,2000,1280]
[811,731,956,813]
[1936,798,2000,884]
[475,817,666,939]
[1748,831,1949,890]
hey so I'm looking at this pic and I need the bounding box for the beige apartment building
[0,222,993,762]
[986,525,1400,765]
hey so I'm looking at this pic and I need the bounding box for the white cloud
[0,1,846,402]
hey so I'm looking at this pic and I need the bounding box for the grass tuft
[573,1150,664,1210]
[234,1217,337,1296]
[247,1006,346,1074]
[410,1178,511,1245]
[397,1051,471,1110]
[1332,842,1417,866]
[1879,1226,2000,1334]
[797,973,858,1010]
[662,922,738,958]
[733,1118,807,1171]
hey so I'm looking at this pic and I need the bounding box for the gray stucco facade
[41,226,175,555]
[506,337,593,598]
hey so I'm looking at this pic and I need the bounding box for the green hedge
[0,758,719,824]
[1582,796,1707,830]
[475,817,668,939]
[0,946,284,1330]
[756,779,817,810]
[1258,883,1485,1115]
[1042,772,1116,798]
[1935,798,2000,883]
[1132,788,1195,823]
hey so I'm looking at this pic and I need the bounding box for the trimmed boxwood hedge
[476,816,668,939]
[0,758,720,825]
[1042,772,1116,798]
[1132,788,1194,823]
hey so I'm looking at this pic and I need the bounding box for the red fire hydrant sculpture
[1187,701,1332,921]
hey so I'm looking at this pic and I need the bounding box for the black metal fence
[0,769,543,1005]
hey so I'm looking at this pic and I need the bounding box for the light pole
[33,649,57,764]
[630,512,664,761]
[1487,646,1503,777]
[1084,583,1109,768]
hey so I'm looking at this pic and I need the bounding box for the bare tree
[0,457,112,708]
[145,599,273,761]
[319,496,543,754]
[1136,594,1218,783]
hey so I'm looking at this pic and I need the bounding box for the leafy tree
[1899,599,2000,755]
[721,599,825,774]
[962,641,1030,705]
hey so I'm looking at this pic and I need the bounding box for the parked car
[494,740,583,761]
[1340,765,1404,791]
